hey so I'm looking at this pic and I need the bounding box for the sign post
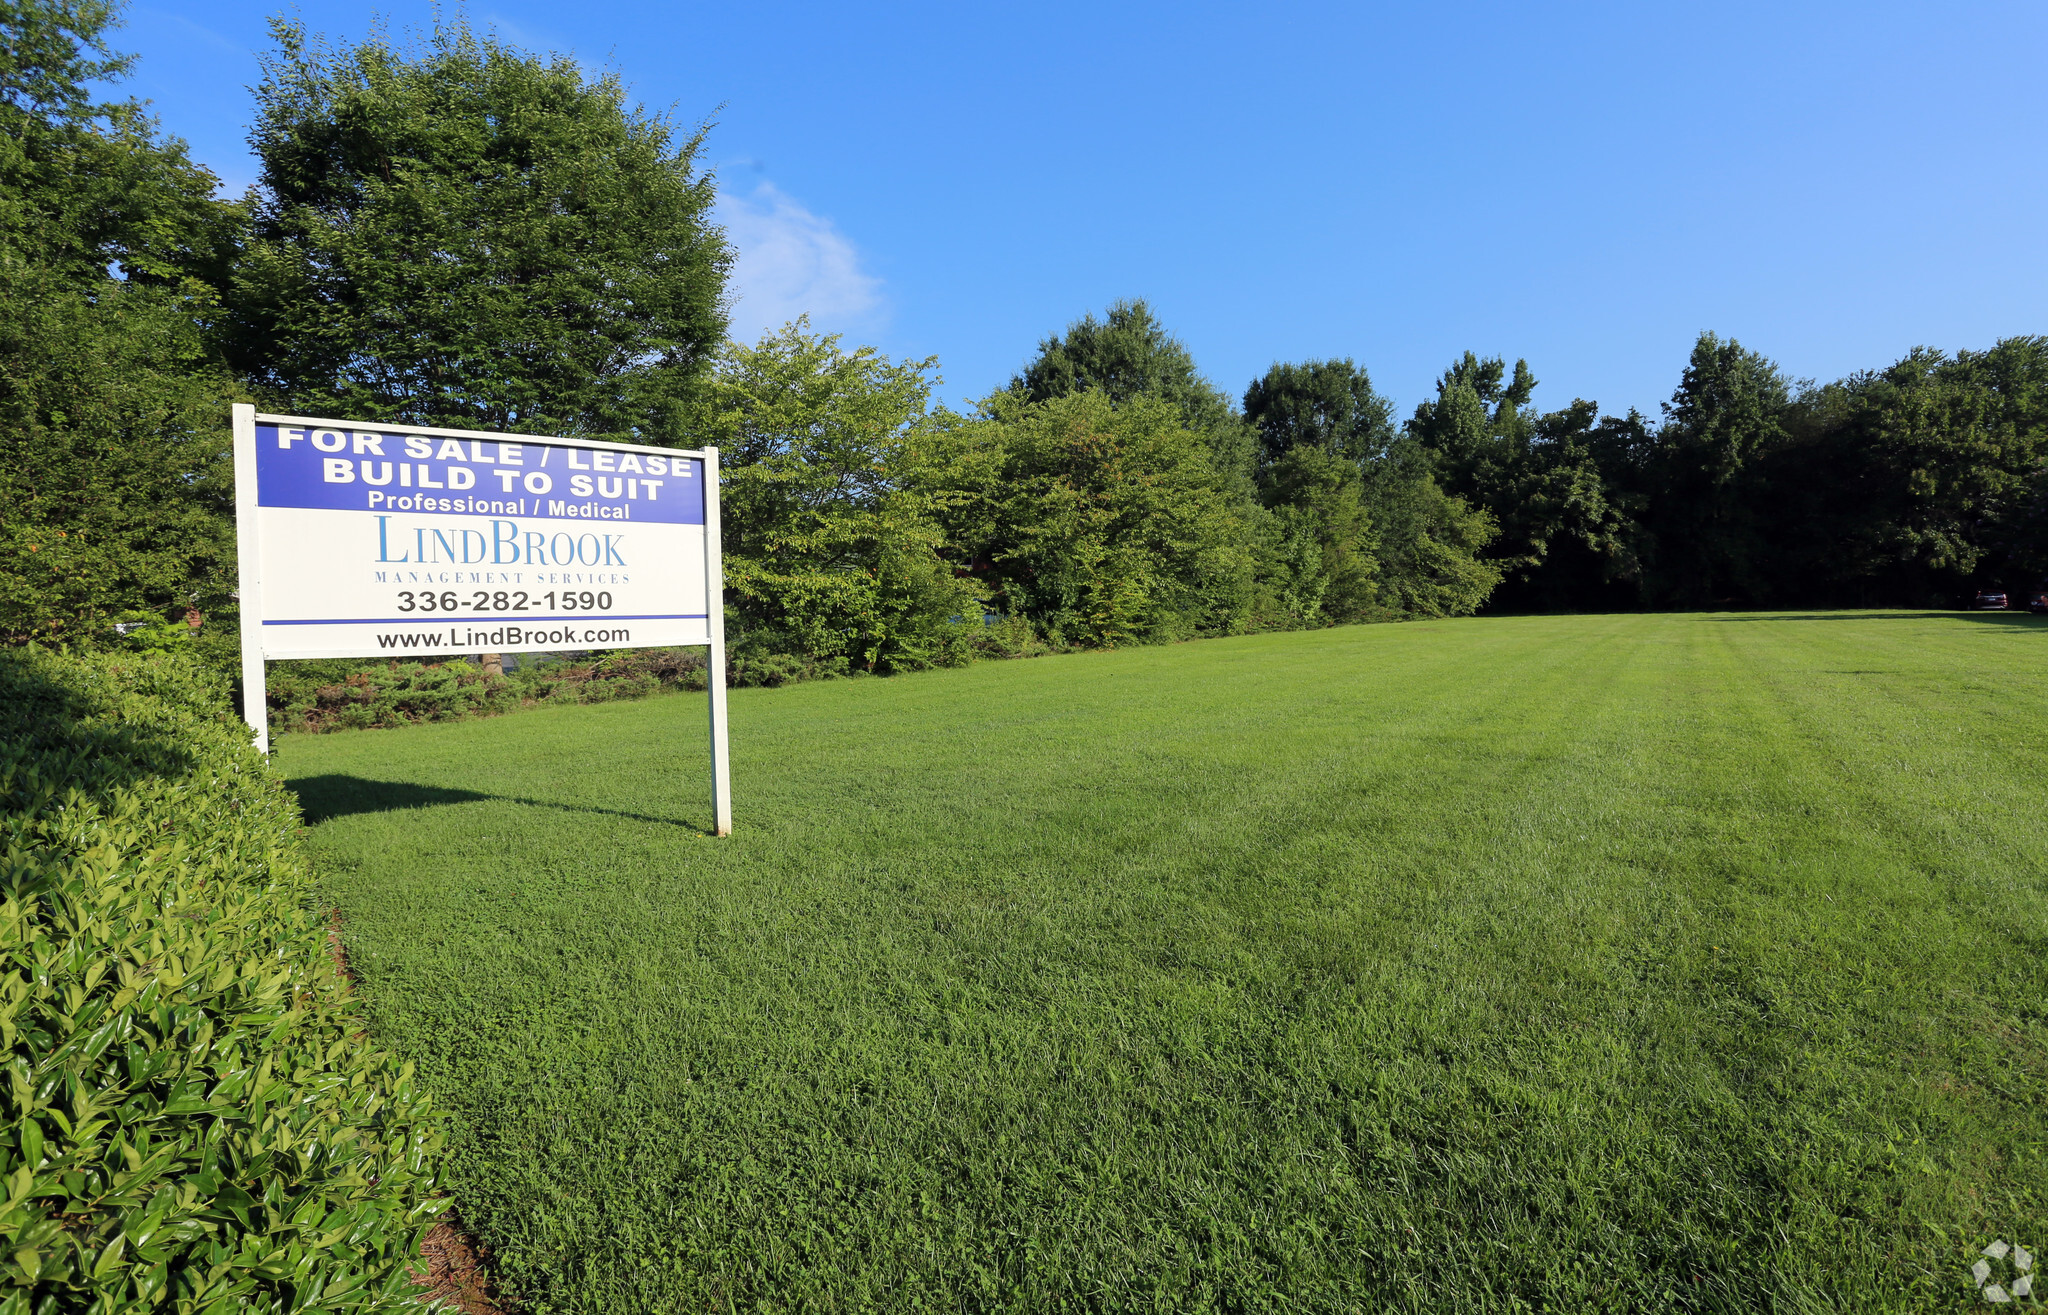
[231,403,732,835]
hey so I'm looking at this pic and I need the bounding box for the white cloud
[480,12,573,57]
[130,8,243,54]
[715,182,883,344]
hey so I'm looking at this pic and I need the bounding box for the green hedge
[0,648,445,1313]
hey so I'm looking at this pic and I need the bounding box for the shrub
[967,614,1055,660]
[264,648,711,734]
[723,648,830,689]
[0,647,445,1312]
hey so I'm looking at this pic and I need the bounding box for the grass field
[279,611,2048,1313]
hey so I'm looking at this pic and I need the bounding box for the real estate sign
[231,404,732,832]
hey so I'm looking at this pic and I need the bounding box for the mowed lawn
[279,612,2047,1313]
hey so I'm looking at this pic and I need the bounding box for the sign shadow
[288,773,712,833]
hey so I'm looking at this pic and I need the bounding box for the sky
[111,0,2048,419]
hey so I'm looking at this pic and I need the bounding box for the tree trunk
[481,653,504,677]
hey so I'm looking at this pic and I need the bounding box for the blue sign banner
[254,423,704,526]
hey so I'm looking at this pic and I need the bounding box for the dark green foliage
[1241,354,1502,622]
[1408,352,1635,610]
[0,0,246,646]
[223,16,730,442]
[1769,337,2048,602]
[1363,440,1503,617]
[1661,334,1790,483]
[1639,333,1795,605]
[1471,331,2048,611]
[0,271,240,644]
[287,613,2048,1312]
[0,0,239,289]
[0,646,445,1312]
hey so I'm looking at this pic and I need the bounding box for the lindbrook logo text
[376,517,626,566]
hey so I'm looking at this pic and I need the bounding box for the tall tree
[1242,353,1508,620]
[0,282,240,645]
[1768,337,2048,604]
[1236,359,1391,624]
[1365,437,1503,618]
[0,0,237,288]
[1010,299,1257,487]
[223,17,730,443]
[1254,445,1380,624]
[1644,333,1793,605]
[0,0,244,645]
[1408,353,1634,610]
[1242,357,1397,467]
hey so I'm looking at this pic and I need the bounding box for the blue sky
[113,1,2047,420]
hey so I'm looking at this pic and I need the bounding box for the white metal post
[231,404,269,755]
[701,446,732,836]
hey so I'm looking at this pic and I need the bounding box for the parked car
[1974,587,2009,610]
[2029,580,2048,614]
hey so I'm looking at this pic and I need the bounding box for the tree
[0,0,238,289]
[1254,445,1379,624]
[1233,360,1394,625]
[1237,352,1506,621]
[1010,299,1257,487]
[0,0,244,645]
[223,17,730,443]
[699,322,983,674]
[0,283,238,645]
[1408,352,1635,610]
[1363,436,1501,617]
[1242,357,1397,467]
[948,390,1254,647]
[1643,333,1793,605]
[1768,337,2048,603]
[1532,405,1654,610]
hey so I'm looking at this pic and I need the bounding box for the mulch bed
[329,909,511,1313]
[415,1215,510,1314]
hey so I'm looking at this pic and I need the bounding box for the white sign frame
[232,403,732,835]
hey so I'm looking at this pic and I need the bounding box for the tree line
[6,2,2044,680]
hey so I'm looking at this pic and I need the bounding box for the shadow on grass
[1706,610,2045,626]
[288,773,709,832]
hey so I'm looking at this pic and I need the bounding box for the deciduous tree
[1643,333,1793,604]
[224,17,730,443]
[1011,299,1257,488]
[701,322,982,674]
[0,0,243,644]
[1244,357,1397,467]
[950,391,1254,646]
[1255,445,1379,624]
[1409,353,1635,610]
